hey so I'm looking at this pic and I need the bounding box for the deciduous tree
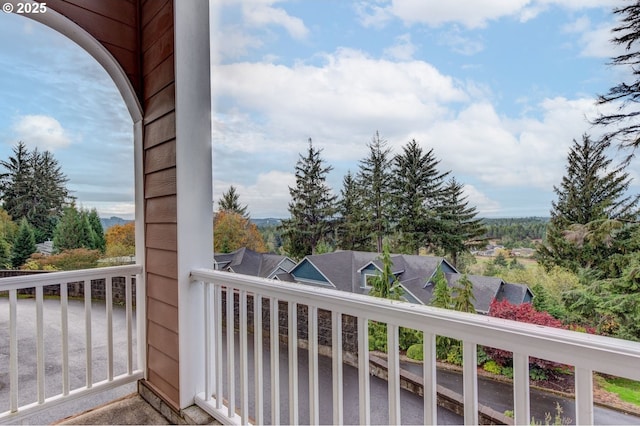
[214,210,266,253]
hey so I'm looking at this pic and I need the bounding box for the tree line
[0,142,134,270]
[279,134,486,267]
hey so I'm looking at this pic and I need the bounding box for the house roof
[213,247,294,278]
[496,282,533,306]
[446,274,504,314]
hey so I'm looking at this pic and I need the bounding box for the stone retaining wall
[0,270,136,306]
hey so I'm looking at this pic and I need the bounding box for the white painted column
[174,0,213,409]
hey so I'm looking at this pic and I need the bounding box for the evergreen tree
[537,134,639,271]
[593,1,640,149]
[369,240,403,300]
[357,131,393,252]
[430,267,452,309]
[280,139,337,259]
[0,143,71,242]
[218,185,249,218]
[336,171,372,251]
[438,177,486,268]
[11,217,36,268]
[391,139,448,254]
[86,209,106,252]
[53,205,94,252]
[453,274,476,313]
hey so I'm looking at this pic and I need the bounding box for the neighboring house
[275,250,532,314]
[215,248,533,314]
[214,247,296,279]
[35,240,54,256]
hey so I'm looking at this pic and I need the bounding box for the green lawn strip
[602,377,640,406]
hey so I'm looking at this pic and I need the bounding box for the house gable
[290,259,334,286]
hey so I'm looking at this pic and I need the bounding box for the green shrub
[399,327,422,350]
[483,360,502,375]
[368,320,387,352]
[529,366,548,381]
[406,343,424,361]
[477,347,490,366]
[501,366,514,378]
[446,344,463,366]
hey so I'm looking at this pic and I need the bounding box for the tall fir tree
[537,134,639,271]
[280,139,337,259]
[357,131,393,252]
[86,209,106,253]
[391,139,449,254]
[430,267,452,309]
[593,1,640,150]
[12,217,36,268]
[218,185,249,218]
[53,205,94,252]
[438,177,486,269]
[336,171,372,251]
[0,142,71,242]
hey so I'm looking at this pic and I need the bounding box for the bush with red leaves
[484,299,567,371]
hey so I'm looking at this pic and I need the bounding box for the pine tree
[438,177,486,268]
[593,2,640,149]
[430,267,452,309]
[453,274,476,313]
[369,240,403,300]
[280,139,337,259]
[218,185,249,218]
[336,171,372,251]
[11,217,36,267]
[53,205,94,252]
[537,134,640,271]
[357,131,393,252]
[86,209,106,252]
[391,139,449,254]
[0,142,71,242]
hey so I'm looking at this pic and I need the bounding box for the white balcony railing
[0,264,144,424]
[191,268,640,426]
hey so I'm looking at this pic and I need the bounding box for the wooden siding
[47,0,182,409]
[141,0,179,409]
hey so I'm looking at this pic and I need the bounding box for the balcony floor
[55,393,169,425]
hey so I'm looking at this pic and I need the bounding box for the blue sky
[1,0,638,219]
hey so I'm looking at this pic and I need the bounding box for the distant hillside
[100,216,133,230]
[251,218,282,227]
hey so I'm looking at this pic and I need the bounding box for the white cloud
[438,27,484,56]
[383,33,416,61]
[213,48,467,154]
[357,0,618,29]
[244,3,308,39]
[463,184,502,216]
[214,170,295,217]
[11,115,72,151]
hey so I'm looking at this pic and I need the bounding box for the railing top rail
[0,264,143,291]
[191,268,640,381]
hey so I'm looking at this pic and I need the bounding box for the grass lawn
[601,376,640,406]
